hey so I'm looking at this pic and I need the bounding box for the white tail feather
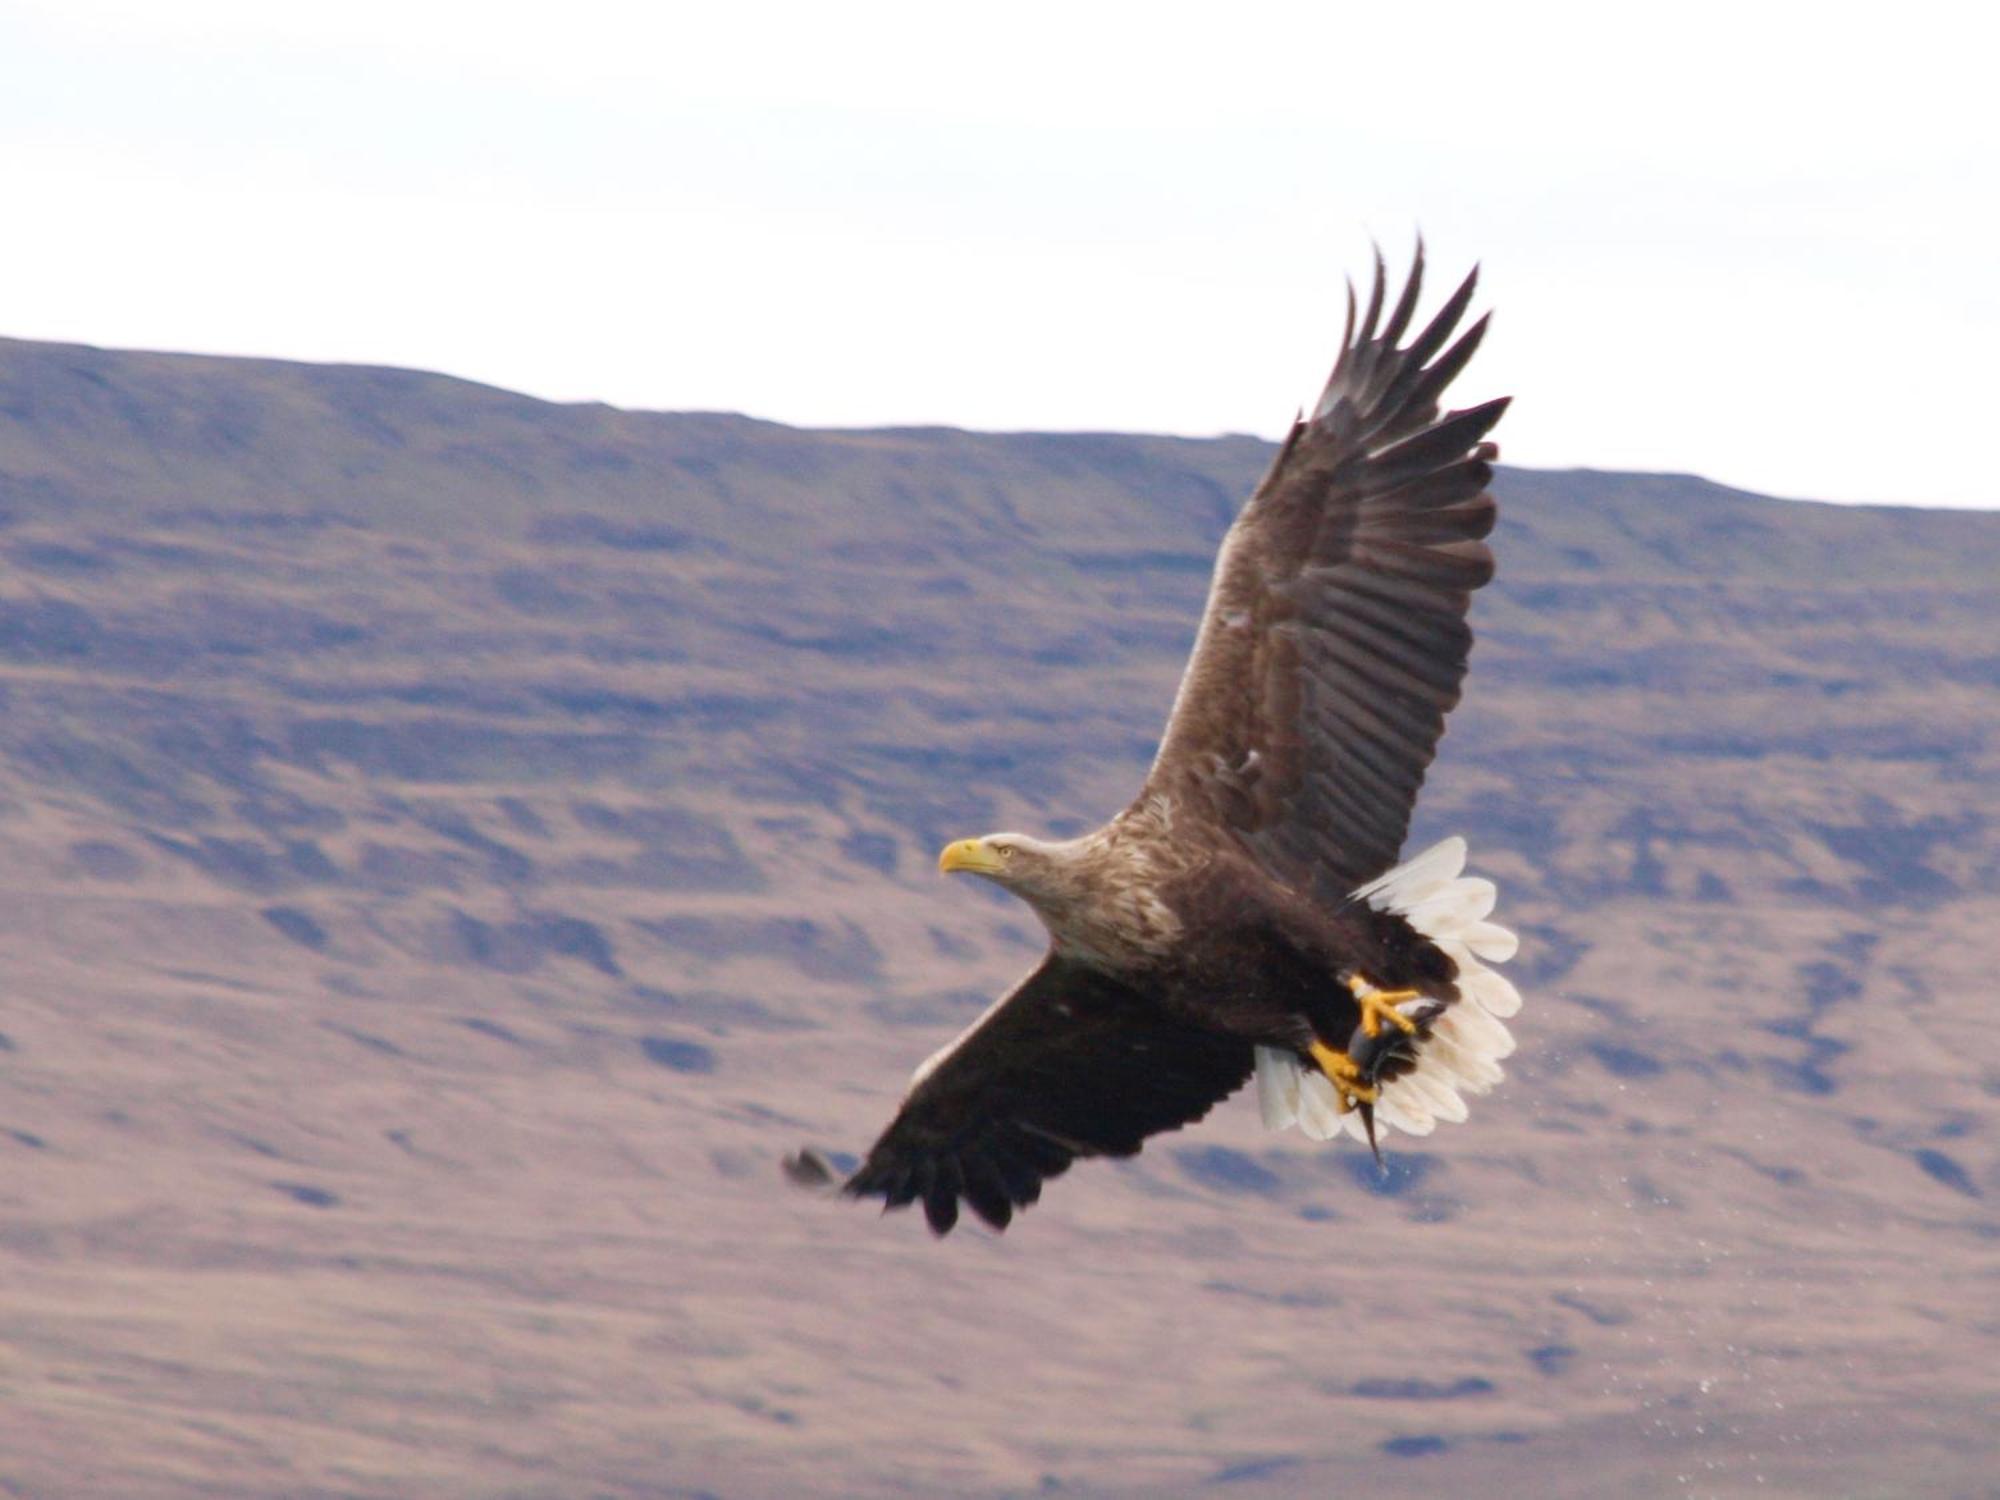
[1256,1042,1302,1129]
[1295,1067,1347,1140]
[1462,921,1518,963]
[1351,835,1465,903]
[1256,836,1521,1148]
[1462,968,1523,1018]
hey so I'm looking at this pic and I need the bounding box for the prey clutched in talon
[1309,1039,1384,1162]
[1346,973,1426,1038]
[1325,979,1441,1165]
[1307,1040,1378,1111]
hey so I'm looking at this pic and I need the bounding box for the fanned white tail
[1256,836,1520,1145]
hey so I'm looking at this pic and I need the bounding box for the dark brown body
[1140,851,1460,1061]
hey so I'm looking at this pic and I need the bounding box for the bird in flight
[787,246,1520,1234]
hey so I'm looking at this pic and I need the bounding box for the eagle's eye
[999,845,1015,861]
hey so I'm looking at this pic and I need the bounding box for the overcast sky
[4,0,1996,507]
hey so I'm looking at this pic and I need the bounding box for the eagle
[787,247,1521,1235]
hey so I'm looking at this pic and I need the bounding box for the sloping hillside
[0,336,1994,1498]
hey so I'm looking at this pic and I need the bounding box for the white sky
[4,0,1997,507]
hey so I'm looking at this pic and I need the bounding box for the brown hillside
[0,336,1994,1498]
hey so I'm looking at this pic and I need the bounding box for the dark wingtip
[782,1147,838,1190]
[1359,246,1389,345]
[922,1192,960,1236]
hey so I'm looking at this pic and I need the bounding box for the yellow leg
[1308,1040,1378,1112]
[1346,974,1425,1038]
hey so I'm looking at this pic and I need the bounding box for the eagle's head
[937,832,1077,902]
[937,827,1175,968]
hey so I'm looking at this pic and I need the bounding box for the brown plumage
[790,246,1522,1235]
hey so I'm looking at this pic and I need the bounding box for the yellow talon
[1346,975,1425,1038]
[1308,1041,1378,1112]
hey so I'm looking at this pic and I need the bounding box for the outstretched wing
[1140,245,1507,898]
[844,953,1253,1235]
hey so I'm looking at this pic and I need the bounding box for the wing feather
[844,953,1253,1235]
[1140,245,1507,894]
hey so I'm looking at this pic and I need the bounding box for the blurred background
[0,4,1995,1497]
[5,0,1998,506]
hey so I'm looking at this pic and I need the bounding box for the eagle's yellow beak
[938,838,1003,876]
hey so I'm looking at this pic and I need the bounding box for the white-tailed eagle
[788,247,1521,1234]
